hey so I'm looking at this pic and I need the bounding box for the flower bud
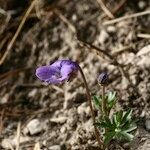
[98,72,108,86]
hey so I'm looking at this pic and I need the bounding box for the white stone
[60,126,67,134]
[77,103,86,115]
[26,119,43,135]
[50,117,67,124]
[98,30,109,44]
[1,139,15,149]
[107,26,116,33]
[1,94,9,104]
[72,14,77,21]
[138,1,146,9]
[49,145,61,150]
[28,89,38,98]
[137,56,150,68]
[136,45,150,56]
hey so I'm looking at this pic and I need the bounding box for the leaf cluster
[93,91,117,113]
[95,109,137,145]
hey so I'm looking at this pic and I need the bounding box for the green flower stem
[78,66,103,149]
[102,86,107,116]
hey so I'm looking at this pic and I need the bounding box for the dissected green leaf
[93,96,101,109]
[121,121,131,130]
[108,100,116,109]
[121,109,132,124]
[107,91,117,103]
[104,131,116,145]
[106,91,117,109]
[119,131,134,141]
[116,111,123,124]
[122,124,137,133]
[112,115,118,128]
[104,116,112,126]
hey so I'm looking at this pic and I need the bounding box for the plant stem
[78,66,103,149]
[101,85,108,150]
[102,86,106,116]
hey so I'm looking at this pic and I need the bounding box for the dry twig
[96,0,114,19]
[112,45,133,56]
[54,9,76,33]
[0,68,28,80]
[0,109,5,134]
[16,122,21,150]
[137,33,150,39]
[100,0,127,19]
[103,10,150,25]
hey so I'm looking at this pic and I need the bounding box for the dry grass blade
[0,0,37,65]
[0,34,11,51]
[103,10,150,25]
[54,9,76,33]
[0,68,28,80]
[0,109,5,134]
[137,33,150,39]
[112,45,133,56]
[16,122,21,150]
[96,0,114,19]
[0,68,30,86]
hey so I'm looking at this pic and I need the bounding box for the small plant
[93,72,137,148]
[35,60,136,150]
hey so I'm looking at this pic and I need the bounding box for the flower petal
[60,63,78,81]
[60,65,73,81]
[36,66,60,82]
[45,76,63,84]
[51,60,62,69]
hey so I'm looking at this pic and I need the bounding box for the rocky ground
[0,0,150,149]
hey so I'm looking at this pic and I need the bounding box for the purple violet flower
[36,60,79,84]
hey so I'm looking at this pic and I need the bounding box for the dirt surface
[0,0,150,149]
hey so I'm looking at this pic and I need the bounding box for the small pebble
[72,14,77,21]
[77,103,86,115]
[26,119,43,135]
[138,1,146,10]
[1,94,9,104]
[28,89,38,98]
[98,29,109,44]
[60,126,67,134]
[50,117,67,124]
[136,45,150,56]
[107,26,116,33]
[49,145,61,150]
